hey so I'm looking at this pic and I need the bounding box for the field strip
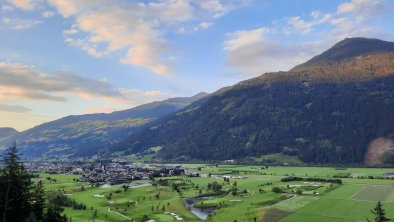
[347,186,367,200]
[273,195,298,206]
[322,196,375,202]
[108,208,131,220]
[344,183,393,187]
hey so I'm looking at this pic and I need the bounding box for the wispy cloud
[1,17,42,30]
[337,0,388,19]
[42,11,55,18]
[0,62,121,102]
[7,0,38,10]
[0,103,31,113]
[0,61,170,109]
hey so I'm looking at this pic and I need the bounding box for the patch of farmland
[351,185,393,201]
[260,207,290,222]
[323,184,366,199]
[275,196,319,212]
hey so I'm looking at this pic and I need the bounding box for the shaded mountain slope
[1,93,207,158]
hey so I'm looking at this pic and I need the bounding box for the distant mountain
[114,37,394,165]
[1,92,207,158]
[0,128,19,144]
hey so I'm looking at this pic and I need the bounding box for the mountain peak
[300,37,394,66]
[0,127,19,142]
[290,37,394,80]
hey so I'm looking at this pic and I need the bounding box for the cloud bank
[0,62,168,107]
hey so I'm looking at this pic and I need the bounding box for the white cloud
[143,0,194,23]
[197,0,230,18]
[285,12,332,35]
[198,22,213,30]
[64,37,104,58]
[225,39,322,76]
[42,11,55,18]
[7,0,38,10]
[177,21,213,33]
[224,27,269,50]
[12,19,42,29]
[46,0,78,17]
[337,0,388,19]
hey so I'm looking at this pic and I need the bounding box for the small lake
[128,182,151,188]
[100,184,114,188]
[183,197,216,220]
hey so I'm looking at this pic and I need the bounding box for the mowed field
[278,183,394,222]
[39,166,394,222]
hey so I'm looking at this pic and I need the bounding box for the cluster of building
[25,161,193,185]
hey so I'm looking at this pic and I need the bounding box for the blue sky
[0,0,393,131]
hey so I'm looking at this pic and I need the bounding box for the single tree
[367,201,391,222]
[0,143,32,222]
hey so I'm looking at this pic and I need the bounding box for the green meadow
[40,165,394,222]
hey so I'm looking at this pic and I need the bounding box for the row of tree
[0,143,67,222]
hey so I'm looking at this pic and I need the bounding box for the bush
[272,187,283,193]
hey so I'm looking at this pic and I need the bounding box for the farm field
[40,165,394,222]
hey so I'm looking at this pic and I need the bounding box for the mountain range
[0,93,207,157]
[2,37,394,165]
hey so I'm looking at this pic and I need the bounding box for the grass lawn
[323,184,366,199]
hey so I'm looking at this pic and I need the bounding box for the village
[25,161,192,185]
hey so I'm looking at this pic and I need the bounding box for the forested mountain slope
[114,38,394,165]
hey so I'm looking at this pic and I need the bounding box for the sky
[0,0,393,131]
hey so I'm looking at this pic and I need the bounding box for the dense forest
[113,38,394,165]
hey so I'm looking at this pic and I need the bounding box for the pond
[183,196,216,220]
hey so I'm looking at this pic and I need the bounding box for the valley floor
[40,165,394,222]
